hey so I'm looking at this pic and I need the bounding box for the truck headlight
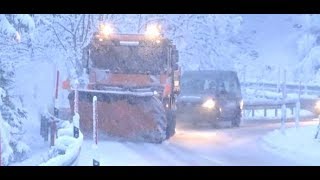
[100,23,114,37]
[202,99,216,109]
[240,100,244,110]
[145,24,161,39]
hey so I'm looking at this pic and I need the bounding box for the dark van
[176,70,243,127]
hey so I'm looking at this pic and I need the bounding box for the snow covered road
[77,119,318,166]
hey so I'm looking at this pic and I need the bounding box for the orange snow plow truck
[66,24,181,143]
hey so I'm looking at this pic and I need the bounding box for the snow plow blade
[68,91,168,143]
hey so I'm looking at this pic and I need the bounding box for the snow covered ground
[78,139,218,166]
[263,121,320,165]
[77,119,319,166]
[8,131,57,166]
[9,115,319,166]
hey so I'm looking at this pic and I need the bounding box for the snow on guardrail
[39,121,83,166]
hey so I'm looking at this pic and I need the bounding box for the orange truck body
[68,32,180,143]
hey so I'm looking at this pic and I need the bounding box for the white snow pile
[39,121,83,166]
[263,124,320,165]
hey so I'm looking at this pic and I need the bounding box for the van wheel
[231,116,241,127]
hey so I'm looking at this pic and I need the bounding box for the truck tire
[166,110,176,139]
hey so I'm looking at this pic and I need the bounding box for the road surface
[77,119,318,166]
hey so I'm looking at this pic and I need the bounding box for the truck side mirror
[173,50,179,62]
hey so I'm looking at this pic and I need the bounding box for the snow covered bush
[295,46,320,83]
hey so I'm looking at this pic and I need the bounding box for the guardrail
[39,107,82,166]
[241,81,320,96]
[39,121,83,166]
[243,100,298,118]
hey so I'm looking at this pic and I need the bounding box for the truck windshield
[90,44,168,74]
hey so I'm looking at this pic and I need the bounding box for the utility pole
[281,69,287,134]
[295,81,301,129]
[73,81,80,138]
[0,117,2,166]
[92,96,100,166]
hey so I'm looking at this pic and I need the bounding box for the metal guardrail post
[50,120,57,147]
[73,81,80,139]
[73,113,80,139]
[277,66,280,93]
[315,115,320,139]
[281,69,287,134]
[74,81,79,115]
[51,69,60,147]
[295,81,301,129]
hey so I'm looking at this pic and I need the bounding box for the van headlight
[202,99,216,109]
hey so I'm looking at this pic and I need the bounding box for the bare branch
[55,20,74,36]
[81,15,92,48]
[51,26,67,52]
[74,14,84,36]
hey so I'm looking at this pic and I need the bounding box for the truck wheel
[166,110,176,139]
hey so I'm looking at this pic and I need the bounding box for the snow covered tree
[0,14,34,165]
[116,14,250,73]
[33,15,101,80]
[294,14,320,83]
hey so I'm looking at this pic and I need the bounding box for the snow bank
[39,121,83,166]
[263,124,320,165]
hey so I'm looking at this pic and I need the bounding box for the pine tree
[0,14,33,165]
[0,60,29,165]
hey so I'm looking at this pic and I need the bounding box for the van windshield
[181,73,241,96]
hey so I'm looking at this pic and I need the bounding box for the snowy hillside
[239,15,304,83]
[240,14,320,84]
